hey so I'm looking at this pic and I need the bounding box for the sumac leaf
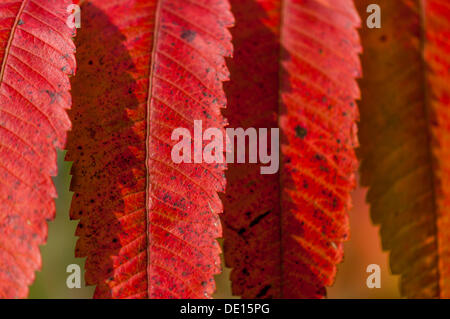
[222,0,361,298]
[357,0,450,298]
[0,0,76,298]
[66,0,233,298]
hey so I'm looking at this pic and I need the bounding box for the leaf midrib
[145,0,164,299]
[419,0,442,298]
[0,0,28,85]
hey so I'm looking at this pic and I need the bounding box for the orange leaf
[357,0,450,298]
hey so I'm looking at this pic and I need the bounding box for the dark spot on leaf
[319,165,329,172]
[181,29,196,42]
[249,211,270,227]
[256,285,271,298]
[295,125,307,139]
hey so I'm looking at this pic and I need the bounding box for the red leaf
[222,0,361,298]
[66,0,233,298]
[0,0,76,298]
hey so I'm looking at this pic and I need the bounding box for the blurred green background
[28,151,94,299]
[28,151,400,299]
